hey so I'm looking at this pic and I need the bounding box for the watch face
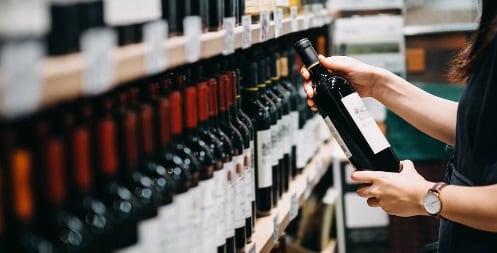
[423,192,441,215]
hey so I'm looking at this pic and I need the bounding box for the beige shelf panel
[252,140,336,253]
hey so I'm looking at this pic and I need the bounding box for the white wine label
[143,20,167,75]
[290,7,298,32]
[296,129,306,169]
[249,141,256,200]
[223,17,236,55]
[0,0,49,38]
[244,148,253,218]
[190,186,202,253]
[233,154,246,228]
[104,0,161,26]
[242,15,252,49]
[270,124,279,165]
[214,168,227,246]
[200,179,217,253]
[256,129,273,188]
[0,40,42,118]
[175,192,193,252]
[324,116,352,158]
[341,92,390,154]
[159,203,178,252]
[81,27,116,96]
[282,114,292,154]
[224,160,236,238]
[184,16,202,63]
[138,216,162,253]
[290,112,299,146]
[115,244,142,253]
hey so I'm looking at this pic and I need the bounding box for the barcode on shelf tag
[241,15,252,49]
[259,11,271,42]
[291,7,298,32]
[81,28,116,96]
[248,242,256,253]
[290,193,298,221]
[274,8,283,38]
[303,5,310,30]
[143,20,168,75]
[183,16,202,63]
[223,17,236,55]
[273,213,280,243]
[0,40,43,118]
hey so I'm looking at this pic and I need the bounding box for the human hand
[301,55,387,110]
[351,160,432,217]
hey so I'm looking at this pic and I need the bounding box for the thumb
[318,55,350,74]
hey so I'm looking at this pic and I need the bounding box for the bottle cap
[293,38,319,69]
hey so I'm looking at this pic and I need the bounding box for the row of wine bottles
[0,34,331,253]
[0,0,328,56]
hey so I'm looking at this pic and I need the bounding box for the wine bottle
[206,76,233,253]
[47,0,81,55]
[208,0,224,32]
[162,0,178,36]
[241,62,272,217]
[294,38,400,172]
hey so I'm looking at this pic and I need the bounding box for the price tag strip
[242,15,252,49]
[143,20,168,75]
[274,8,283,38]
[223,17,236,55]
[291,7,298,33]
[290,193,298,221]
[183,16,202,63]
[259,11,271,42]
[273,213,280,243]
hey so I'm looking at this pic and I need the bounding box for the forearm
[372,69,458,146]
[437,184,497,232]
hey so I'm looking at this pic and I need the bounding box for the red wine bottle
[294,38,400,172]
[241,62,272,217]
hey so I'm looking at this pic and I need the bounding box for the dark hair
[449,0,497,83]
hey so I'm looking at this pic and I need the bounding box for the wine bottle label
[233,154,246,228]
[214,168,227,246]
[341,93,390,154]
[257,129,273,188]
[290,111,299,146]
[115,243,142,253]
[270,125,278,166]
[296,128,307,169]
[175,192,193,252]
[224,160,236,238]
[104,0,161,26]
[249,141,256,201]
[324,116,352,158]
[244,148,253,218]
[190,186,202,253]
[282,114,291,154]
[159,203,178,252]
[200,178,217,252]
[0,0,49,38]
[138,216,162,253]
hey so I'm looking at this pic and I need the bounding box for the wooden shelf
[251,140,337,253]
[31,10,334,111]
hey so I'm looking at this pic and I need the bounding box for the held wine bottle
[293,38,400,172]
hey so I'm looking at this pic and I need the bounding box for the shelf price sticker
[0,40,43,118]
[143,20,168,75]
[290,193,298,221]
[81,28,116,96]
[223,17,236,55]
[247,242,256,253]
[259,11,271,42]
[184,16,202,63]
[312,3,323,27]
[273,213,280,243]
[242,15,252,49]
[304,175,312,200]
[291,7,298,32]
[274,8,283,38]
[303,4,311,30]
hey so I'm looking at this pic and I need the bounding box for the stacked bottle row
[0,0,328,55]
[0,39,330,253]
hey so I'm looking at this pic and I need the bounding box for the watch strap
[430,182,448,194]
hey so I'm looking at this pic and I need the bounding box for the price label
[312,3,322,27]
[303,5,310,30]
[290,193,298,221]
[273,213,280,243]
[183,16,202,63]
[259,11,271,42]
[291,7,298,32]
[274,8,283,38]
[304,175,312,200]
[80,28,116,96]
[0,40,43,118]
[242,15,252,49]
[223,17,236,55]
[247,242,256,253]
[143,20,168,75]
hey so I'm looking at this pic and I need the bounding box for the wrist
[370,67,397,101]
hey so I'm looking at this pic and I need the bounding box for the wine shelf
[251,139,337,253]
[30,10,335,111]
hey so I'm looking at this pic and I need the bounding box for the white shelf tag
[291,7,298,32]
[223,17,236,55]
[81,28,116,96]
[183,16,202,63]
[242,15,252,49]
[248,242,256,253]
[273,213,280,243]
[274,8,283,38]
[0,40,43,118]
[312,3,322,27]
[259,11,271,42]
[290,193,298,221]
[303,5,311,30]
[143,20,167,75]
[304,175,312,200]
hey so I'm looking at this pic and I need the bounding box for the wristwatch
[423,182,448,216]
